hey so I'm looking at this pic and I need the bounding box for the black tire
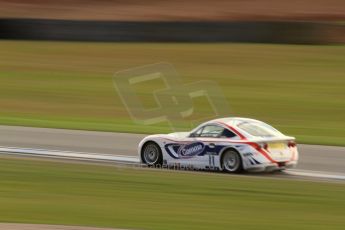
[221,149,243,173]
[141,142,163,167]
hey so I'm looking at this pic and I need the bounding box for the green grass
[0,41,344,145]
[0,157,344,230]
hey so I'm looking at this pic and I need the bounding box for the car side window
[190,127,203,137]
[220,129,237,138]
[199,125,224,138]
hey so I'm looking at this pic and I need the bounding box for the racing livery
[138,117,298,173]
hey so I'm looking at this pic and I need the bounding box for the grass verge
[0,157,344,230]
[0,41,344,145]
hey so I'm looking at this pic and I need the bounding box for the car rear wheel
[142,142,163,166]
[221,149,243,173]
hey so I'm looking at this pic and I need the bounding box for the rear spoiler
[251,136,296,143]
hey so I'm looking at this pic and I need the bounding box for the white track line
[0,146,139,164]
[1,146,344,181]
[285,169,345,180]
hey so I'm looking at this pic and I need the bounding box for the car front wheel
[142,142,163,166]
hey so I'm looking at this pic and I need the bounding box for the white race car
[138,117,298,173]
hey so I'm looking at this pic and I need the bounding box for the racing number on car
[208,155,216,169]
[206,142,217,169]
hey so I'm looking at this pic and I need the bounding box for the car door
[193,124,225,169]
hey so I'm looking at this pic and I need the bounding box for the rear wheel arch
[219,147,241,160]
[219,147,243,173]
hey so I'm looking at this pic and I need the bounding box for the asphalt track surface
[0,125,344,176]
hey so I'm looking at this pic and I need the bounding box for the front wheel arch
[140,141,163,166]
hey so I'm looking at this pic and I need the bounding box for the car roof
[207,117,262,126]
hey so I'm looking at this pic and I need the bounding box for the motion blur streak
[0,0,344,21]
[1,145,345,182]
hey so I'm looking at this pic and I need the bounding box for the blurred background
[1,0,345,22]
[0,2,345,230]
[0,0,344,145]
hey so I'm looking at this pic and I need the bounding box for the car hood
[167,132,190,139]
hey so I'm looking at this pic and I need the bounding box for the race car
[138,117,298,173]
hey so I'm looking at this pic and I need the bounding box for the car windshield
[237,121,283,137]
